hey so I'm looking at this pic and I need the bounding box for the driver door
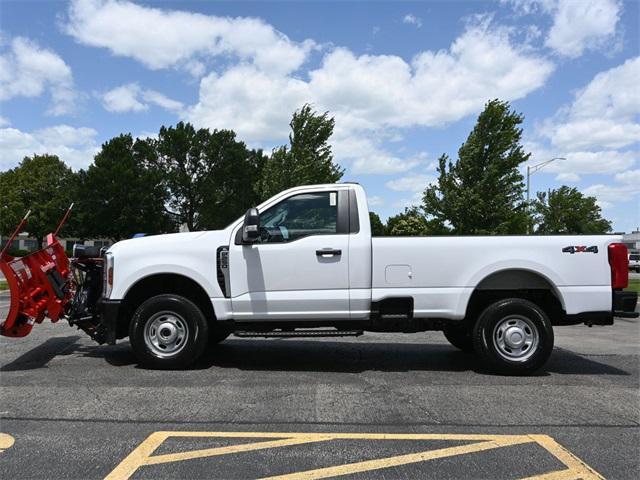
[228,190,350,321]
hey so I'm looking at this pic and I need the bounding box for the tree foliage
[152,122,265,231]
[533,186,611,234]
[75,134,172,241]
[423,99,529,234]
[196,131,266,229]
[369,211,386,236]
[386,207,430,236]
[260,104,344,199]
[0,154,75,247]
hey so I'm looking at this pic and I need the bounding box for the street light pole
[525,157,566,234]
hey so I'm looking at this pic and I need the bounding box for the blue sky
[1,0,638,232]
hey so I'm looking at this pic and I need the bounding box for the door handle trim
[316,249,342,257]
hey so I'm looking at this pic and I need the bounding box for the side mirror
[242,207,260,243]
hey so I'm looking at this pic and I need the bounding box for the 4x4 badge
[562,245,598,254]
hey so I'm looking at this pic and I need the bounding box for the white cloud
[188,18,554,173]
[142,90,184,113]
[555,172,580,183]
[101,83,184,114]
[582,183,640,207]
[403,14,423,28]
[0,125,98,170]
[0,36,75,115]
[64,0,314,75]
[503,0,622,58]
[541,57,640,151]
[545,0,621,58]
[386,173,435,192]
[102,83,146,113]
[333,134,424,175]
[527,144,637,177]
[367,196,384,207]
[393,191,423,209]
[0,116,9,127]
[615,169,640,185]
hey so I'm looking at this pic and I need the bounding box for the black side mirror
[242,207,260,243]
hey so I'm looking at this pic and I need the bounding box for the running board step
[234,329,363,338]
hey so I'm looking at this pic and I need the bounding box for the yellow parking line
[105,433,333,480]
[525,435,604,480]
[145,436,334,466]
[259,437,530,480]
[104,431,604,480]
[518,469,581,480]
[0,433,15,453]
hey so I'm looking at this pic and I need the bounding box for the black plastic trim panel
[98,298,121,344]
[348,188,360,233]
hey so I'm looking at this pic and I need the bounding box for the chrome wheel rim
[144,311,188,358]
[492,315,539,362]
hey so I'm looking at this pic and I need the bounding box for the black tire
[129,294,209,369]
[443,325,474,352]
[209,326,231,344]
[473,298,554,375]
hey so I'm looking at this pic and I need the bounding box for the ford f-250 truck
[1,183,637,374]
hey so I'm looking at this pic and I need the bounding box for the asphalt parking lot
[0,289,638,479]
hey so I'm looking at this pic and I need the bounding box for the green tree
[369,211,386,236]
[75,134,173,242]
[533,186,611,234]
[197,131,266,229]
[0,154,75,248]
[153,122,211,231]
[386,207,430,236]
[153,123,265,231]
[260,104,344,199]
[423,99,529,234]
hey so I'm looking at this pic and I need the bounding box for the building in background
[622,231,640,252]
[0,233,110,254]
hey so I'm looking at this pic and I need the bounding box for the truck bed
[372,235,618,319]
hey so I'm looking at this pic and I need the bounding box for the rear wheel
[129,294,209,369]
[473,298,554,375]
[442,325,474,352]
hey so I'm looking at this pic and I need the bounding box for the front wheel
[129,294,209,369]
[443,325,474,352]
[473,298,554,375]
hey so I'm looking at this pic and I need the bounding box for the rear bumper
[613,290,638,318]
[99,298,122,344]
[562,290,638,326]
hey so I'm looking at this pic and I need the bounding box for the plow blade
[1,234,72,337]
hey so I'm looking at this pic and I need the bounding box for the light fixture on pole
[526,157,566,233]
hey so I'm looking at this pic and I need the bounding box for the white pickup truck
[2,183,637,374]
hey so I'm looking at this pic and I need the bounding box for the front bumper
[98,298,122,344]
[613,290,638,318]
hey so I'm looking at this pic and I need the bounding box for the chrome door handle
[316,249,342,257]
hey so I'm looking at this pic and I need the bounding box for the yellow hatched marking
[518,469,582,480]
[145,436,333,466]
[104,431,604,480]
[260,436,530,480]
[522,435,604,480]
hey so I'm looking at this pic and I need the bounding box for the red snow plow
[1,207,106,342]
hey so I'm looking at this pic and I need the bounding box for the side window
[259,192,338,243]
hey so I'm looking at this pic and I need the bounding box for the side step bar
[234,329,364,338]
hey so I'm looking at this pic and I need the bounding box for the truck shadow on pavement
[0,336,82,371]
[3,336,630,377]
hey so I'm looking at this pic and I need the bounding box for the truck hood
[108,231,215,256]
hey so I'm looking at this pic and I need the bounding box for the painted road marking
[105,431,604,480]
[0,433,15,453]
